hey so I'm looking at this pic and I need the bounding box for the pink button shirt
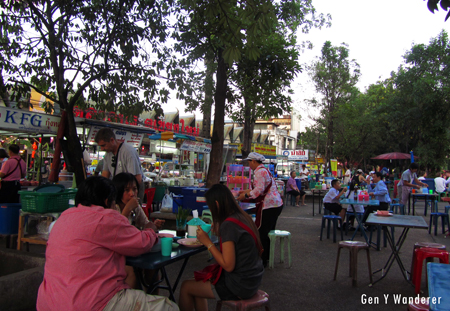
[0,155,26,181]
[249,165,283,209]
[37,205,157,311]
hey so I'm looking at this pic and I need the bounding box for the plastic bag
[161,193,173,213]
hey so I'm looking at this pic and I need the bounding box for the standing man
[298,164,309,189]
[95,128,145,202]
[0,144,26,203]
[363,172,391,223]
[397,163,427,206]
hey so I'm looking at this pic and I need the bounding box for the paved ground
[4,195,450,311]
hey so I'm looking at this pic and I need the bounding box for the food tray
[19,189,78,213]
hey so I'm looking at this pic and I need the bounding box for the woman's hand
[237,189,250,201]
[153,219,165,229]
[196,226,211,246]
[123,197,139,217]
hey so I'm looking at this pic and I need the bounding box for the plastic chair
[320,214,343,243]
[389,203,405,215]
[268,230,291,269]
[333,241,373,287]
[410,242,446,283]
[201,208,213,224]
[412,247,449,294]
[407,301,429,311]
[142,188,156,218]
[216,289,270,311]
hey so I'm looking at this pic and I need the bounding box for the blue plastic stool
[320,214,343,243]
[429,200,450,236]
[389,203,405,215]
[392,198,400,204]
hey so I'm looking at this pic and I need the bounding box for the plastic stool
[368,225,394,251]
[320,215,343,243]
[333,241,373,287]
[216,289,270,311]
[201,208,213,224]
[412,247,449,294]
[268,230,291,269]
[407,301,429,311]
[389,203,405,215]
[428,212,450,236]
[410,242,446,283]
[392,198,400,204]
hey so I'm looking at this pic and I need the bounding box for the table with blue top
[339,199,379,244]
[366,214,428,286]
[126,232,217,302]
[427,262,450,311]
[409,193,440,216]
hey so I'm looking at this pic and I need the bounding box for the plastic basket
[19,189,78,213]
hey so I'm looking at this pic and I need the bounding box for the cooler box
[181,187,209,215]
[0,203,21,234]
[172,195,183,214]
[168,186,183,195]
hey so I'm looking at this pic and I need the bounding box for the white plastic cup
[192,210,199,218]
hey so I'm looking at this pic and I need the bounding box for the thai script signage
[73,107,200,136]
[282,149,309,161]
[180,140,212,153]
[0,107,60,134]
[229,143,276,157]
[87,126,144,148]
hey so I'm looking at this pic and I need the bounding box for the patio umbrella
[371,152,416,160]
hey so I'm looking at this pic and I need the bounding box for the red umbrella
[371,152,417,160]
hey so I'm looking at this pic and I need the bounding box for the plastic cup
[161,237,173,256]
[412,189,416,194]
[192,210,199,218]
[429,190,433,194]
[200,224,212,238]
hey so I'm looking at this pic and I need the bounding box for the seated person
[179,184,264,311]
[323,179,347,221]
[36,176,178,311]
[286,171,306,206]
[363,172,391,223]
[344,188,364,231]
[112,172,164,231]
[112,172,165,289]
[435,172,448,194]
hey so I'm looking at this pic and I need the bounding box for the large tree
[307,41,360,170]
[175,0,322,187]
[1,0,180,185]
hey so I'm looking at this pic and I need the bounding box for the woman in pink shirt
[36,176,178,311]
[237,152,283,267]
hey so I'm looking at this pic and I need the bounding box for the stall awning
[147,132,211,144]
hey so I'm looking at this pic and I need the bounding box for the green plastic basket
[19,189,78,213]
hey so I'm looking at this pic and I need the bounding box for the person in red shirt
[0,144,26,203]
[36,176,179,311]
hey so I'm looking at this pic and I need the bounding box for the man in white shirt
[323,179,347,220]
[298,164,309,189]
[435,172,448,194]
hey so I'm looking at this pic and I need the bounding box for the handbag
[194,217,263,284]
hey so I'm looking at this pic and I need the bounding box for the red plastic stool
[216,290,270,311]
[407,301,429,310]
[410,242,446,282]
[412,248,449,294]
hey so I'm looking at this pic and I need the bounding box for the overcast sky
[167,0,450,129]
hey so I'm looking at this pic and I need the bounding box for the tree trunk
[206,50,227,188]
[65,108,85,186]
[201,56,214,139]
[241,98,253,160]
[49,111,67,183]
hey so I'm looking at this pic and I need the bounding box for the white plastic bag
[161,193,173,213]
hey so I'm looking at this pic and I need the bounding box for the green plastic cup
[429,189,433,194]
[161,237,173,256]
[200,224,212,238]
